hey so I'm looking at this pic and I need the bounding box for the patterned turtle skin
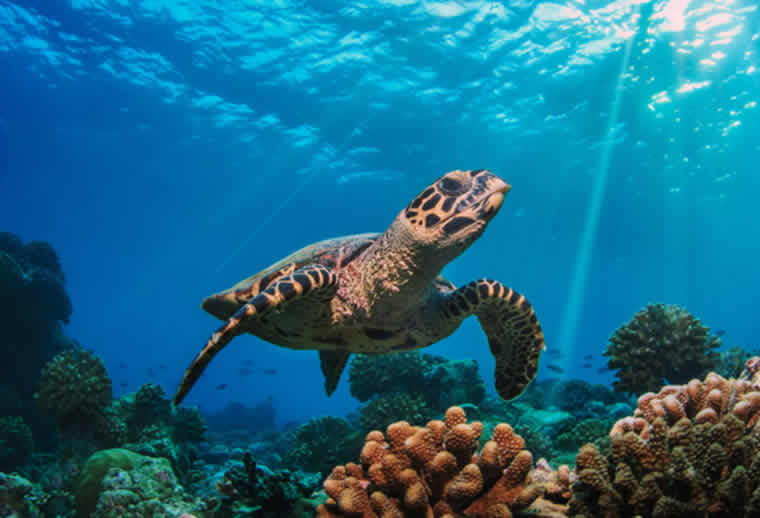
[173,170,545,405]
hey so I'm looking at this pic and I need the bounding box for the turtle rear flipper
[319,350,351,396]
[173,264,337,406]
[444,279,545,400]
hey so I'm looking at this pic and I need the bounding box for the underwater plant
[604,303,720,395]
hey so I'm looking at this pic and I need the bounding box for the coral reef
[0,233,75,449]
[568,368,760,516]
[316,405,571,518]
[349,352,432,402]
[75,447,205,518]
[359,393,432,433]
[36,348,112,426]
[349,352,487,433]
[714,345,754,379]
[553,418,614,458]
[205,397,276,434]
[0,471,71,518]
[0,416,34,472]
[283,416,364,476]
[604,303,720,395]
[517,379,629,415]
[211,452,321,518]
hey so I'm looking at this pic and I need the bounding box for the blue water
[1,0,758,426]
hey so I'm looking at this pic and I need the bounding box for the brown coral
[318,406,570,518]
[569,371,760,517]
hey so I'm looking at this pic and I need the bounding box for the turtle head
[401,169,510,250]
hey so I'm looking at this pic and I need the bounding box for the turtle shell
[202,232,379,320]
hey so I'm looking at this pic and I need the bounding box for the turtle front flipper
[173,264,337,406]
[444,279,545,400]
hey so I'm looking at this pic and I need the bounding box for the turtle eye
[438,177,465,195]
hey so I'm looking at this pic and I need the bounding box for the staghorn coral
[359,393,433,433]
[36,348,112,425]
[604,303,720,395]
[316,406,571,518]
[568,368,760,517]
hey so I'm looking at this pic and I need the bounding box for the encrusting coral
[604,303,720,395]
[316,406,571,518]
[568,359,760,517]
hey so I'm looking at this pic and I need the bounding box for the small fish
[239,368,251,376]
[216,383,228,390]
[714,329,726,337]
[260,368,277,375]
[242,359,254,366]
[546,364,565,374]
[583,354,593,360]
[582,363,592,368]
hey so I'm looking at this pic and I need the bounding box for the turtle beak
[481,178,510,218]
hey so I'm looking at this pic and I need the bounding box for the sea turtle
[173,170,545,405]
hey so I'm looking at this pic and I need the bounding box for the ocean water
[1,0,758,430]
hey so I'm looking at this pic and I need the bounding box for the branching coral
[36,348,112,425]
[604,304,720,395]
[317,406,572,518]
[568,369,760,517]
